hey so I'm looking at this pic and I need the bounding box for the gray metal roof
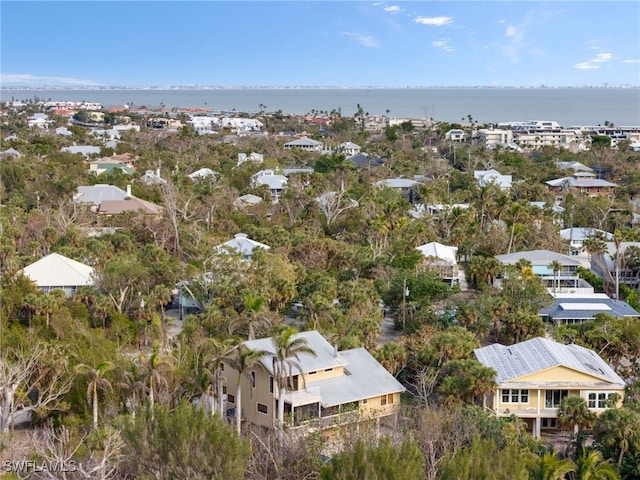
[217,233,270,257]
[559,228,613,241]
[539,297,640,320]
[243,330,347,374]
[74,185,129,205]
[474,337,625,386]
[495,249,582,267]
[244,331,406,407]
[308,348,406,407]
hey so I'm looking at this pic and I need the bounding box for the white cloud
[574,51,613,70]
[575,62,599,70]
[414,16,453,26]
[384,5,401,13]
[1,73,100,86]
[432,38,453,52]
[623,59,640,64]
[342,32,381,48]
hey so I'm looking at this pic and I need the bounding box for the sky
[1,1,639,88]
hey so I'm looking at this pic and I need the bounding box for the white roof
[234,194,263,206]
[375,178,419,189]
[188,168,217,179]
[217,233,270,256]
[559,228,614,242]
[284,136,323,147]
[416,242,457,264]
[495,249,582,267]
[475,337,625,386]
[22,253,95,288]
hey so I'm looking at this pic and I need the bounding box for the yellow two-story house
[222,330,405,432]
[474,337,626,437]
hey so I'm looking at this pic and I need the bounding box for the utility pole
[402,278,409,333]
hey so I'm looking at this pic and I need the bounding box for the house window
[227,394,235,404]
[387,394,394,405]
[251,371,256,388]
[380,395,387,406]
[362,398,368,404]
[542,418,558,429]
[588,392,616,409]
[309,371,317,375]
[223,386,227,394]
[257,403,268,414]
[269,376,273,394]
[501,389,529,403]
[545,390,568,408]
[325,368,333,373]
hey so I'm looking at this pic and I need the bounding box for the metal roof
[75,185,129,205]
[217,233,270,257]
[243,330,347,374]
[416,242,457,264]
[244,332,405,407]
[495,249,582,267]
[474,337,625,386]
[559,228,614,241]
[22,253,94,288]
[540,297,640,320]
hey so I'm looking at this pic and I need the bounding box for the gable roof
[74,185,129,205]
[242,330,406,407]
[98,197,162,215]
[217,233,270,256]
[374,178,419,189]
[348,153,385,168]
[416,242,458,264]
[559,228,614,242]
[22,253,94,288]
[495,249,582,267]
[540,297,640,321]
[474,337,625,386]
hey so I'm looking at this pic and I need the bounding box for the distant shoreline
[2,85,639,91]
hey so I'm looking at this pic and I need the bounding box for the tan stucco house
[222,330,405,432]
[474,337,626,437]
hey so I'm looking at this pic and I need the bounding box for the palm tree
[271,326,317,432]
[225,346,268,435]
[557,396,596,457]
[550,260,564,294]
[75,361,114,429]
[201,337,235,417]
[139,347,174,406]
[574,448,620,480]
[527,450,576,480]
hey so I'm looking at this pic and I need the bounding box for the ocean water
[2,87,639,127]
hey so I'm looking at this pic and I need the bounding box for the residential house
[140,169,166,186]
[251,169,288,201]
[27,113,52,129]
[539,295,640,325]
[216,233,270,260]
[55,127,73,137]
[495,249,584,292]
[88,158,134,176]
[74,184,130,209]
[0,148,22,159]
[98,197,163,216]
[374,178,421,203]
[557,161,594,173]
[187,116,219,135]
[445,129,465,142]
[415,242,459,285]
[513,129,579,149]
[559,228,614,256]
[474,169,513,190]
[21,253,95,296]
[233,194,263,209]
[474,337,625,437]
[222,330,405,432]
[347,153,385,169]
[237,152,264,166]
[188,168,218,181]
[283,136,323,152]
[591,241,640,291]
[337,141,361,156]
[546,172,617,203]
[61,145,102,157]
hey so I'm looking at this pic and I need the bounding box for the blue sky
[1,1,639,88]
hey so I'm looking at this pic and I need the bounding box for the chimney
[333,345,338,358]
[126,184,131,197]
[156,167,161,178]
